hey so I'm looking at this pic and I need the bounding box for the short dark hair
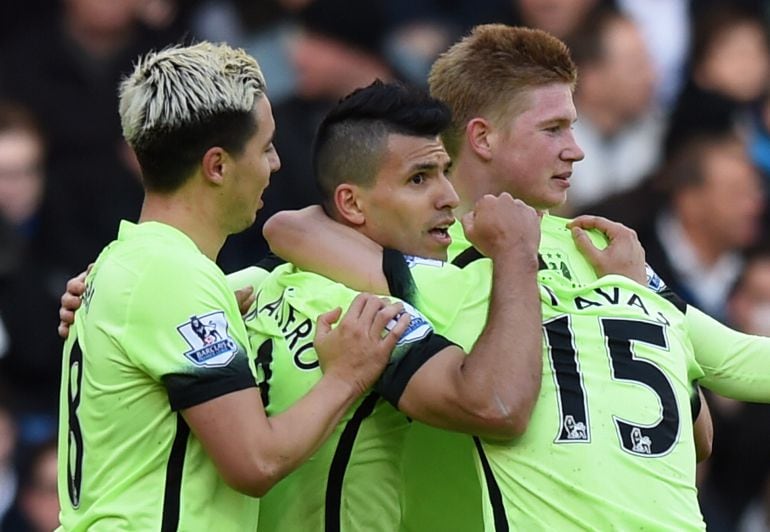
[131,111,258,193]
[0,101,45,147]
[655,131,744,196]
[313,80,451,214]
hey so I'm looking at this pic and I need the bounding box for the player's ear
[466,117,494,161]
[201,146,228,186]
[333,183,366,226]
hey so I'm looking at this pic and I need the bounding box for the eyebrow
[538,116,577,127]
[408,161,439,173]
[408,158,451,174]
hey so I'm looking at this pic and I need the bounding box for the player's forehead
[381,133,450,173]
[511,83,577,127]
[253,95,275,144]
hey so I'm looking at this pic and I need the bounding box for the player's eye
[409,173,426,185]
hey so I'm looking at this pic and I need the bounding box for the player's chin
[543,189,568,209]
[426,243,449,261]
[409,243,448,262]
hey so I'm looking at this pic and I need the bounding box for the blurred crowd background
[1,0,770,530]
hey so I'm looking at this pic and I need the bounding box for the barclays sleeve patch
[177,311,238,368]
[384,301,433,346]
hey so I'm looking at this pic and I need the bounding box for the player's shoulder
[93,231,229,321]
[259,265,360,317]
[101,221,219,279]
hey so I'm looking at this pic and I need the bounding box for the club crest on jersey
[403,255,444,269]
[541,249,575,282]
[177,311,237,367]
[386,302,433,345]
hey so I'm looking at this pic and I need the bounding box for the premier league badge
[177,311,238,367]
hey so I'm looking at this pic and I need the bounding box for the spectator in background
[0,0,184,276]
[510,0,606,40]
[666,3,770,158]
[191,0,297,105]
[218,0,396,270]
[616,0,691,110]
[1,437,59,532]
[0,438,59,532]
[729,246,770,337]
[0,104,45,238]
[564,5,662,213]
[0,102,61,442]
[637,133,765,321]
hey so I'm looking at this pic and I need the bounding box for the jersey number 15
[544,317,680,457]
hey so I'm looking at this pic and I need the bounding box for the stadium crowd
[1,0,770,530]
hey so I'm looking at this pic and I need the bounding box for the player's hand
[568,215,646,284]
[58,265,92,339]
[313,293,411,395]
[234,286,256,316]
[462,193,541,262]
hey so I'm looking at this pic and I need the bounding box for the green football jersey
[537,214,770,402]
[396,230,705,530]
[246,263,454,532]
[57,221,259,532]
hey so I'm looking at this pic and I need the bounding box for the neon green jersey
[450,215,770,402]
[396,226,705,530]
[246,263,454,532]
[57,221,259,532]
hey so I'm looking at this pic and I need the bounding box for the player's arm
[683,305,770,402]
[264,205,389,293]
[567,215,646,283]
[381,194,543,439]
[693,386,713,462]
[183,294,411,497]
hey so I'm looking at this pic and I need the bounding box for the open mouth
[430,227,450,238]
[428,221,454,244]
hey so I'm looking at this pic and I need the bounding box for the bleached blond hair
[118,42,268,191]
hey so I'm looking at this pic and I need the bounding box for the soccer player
[252,81,544,531]
[265,26,736,530]
[55,43,411,531]
[426,24,770,400]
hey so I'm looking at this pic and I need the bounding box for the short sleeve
[121,254,256,411]
[375,301,456,407]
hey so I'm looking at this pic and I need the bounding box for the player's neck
[139,193,226,261]
[453,155,491,216]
